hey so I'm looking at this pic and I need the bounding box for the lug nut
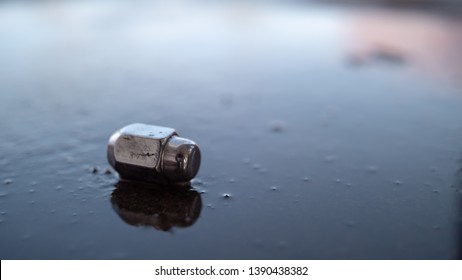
[107,123,201,183]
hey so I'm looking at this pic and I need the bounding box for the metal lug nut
[107,123,201,183]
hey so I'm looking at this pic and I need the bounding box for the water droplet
[56,185,62,190]
[30,181,37,186]
[269,120,286,132]
[433,189,440,194]
[242,158,250,164]
[345,221,356,227]
[303,177,311,182]
[222,193,231,199]
[367,166,377,173]
[22,234,31,240]
[0,219,4,224]
[3,179,12,185]
[229,178,236,183]
[191,178,204,186]
[393,180,402,186]
[324,155,336,163]
[259,169,267,174]
[271,186,279,191]
[346,183,352,187]
[0,211,7,215]
[72,212,78,216]
[28,189,35,193]
[252,164,260,170]
[0,193,6,198]
[334,179,341,184]
[65,156,75,163]
[254,239,264,247]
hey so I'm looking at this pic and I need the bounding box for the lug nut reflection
[111,181,202,231]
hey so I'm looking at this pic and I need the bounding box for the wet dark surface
[1,1,462,259]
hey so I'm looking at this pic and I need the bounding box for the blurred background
[0,0,462,259]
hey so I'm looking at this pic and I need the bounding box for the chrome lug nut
[107,123,201,183]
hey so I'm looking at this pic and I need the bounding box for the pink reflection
[348,9,462,87]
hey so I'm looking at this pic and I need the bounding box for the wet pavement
[0,0,462,259]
